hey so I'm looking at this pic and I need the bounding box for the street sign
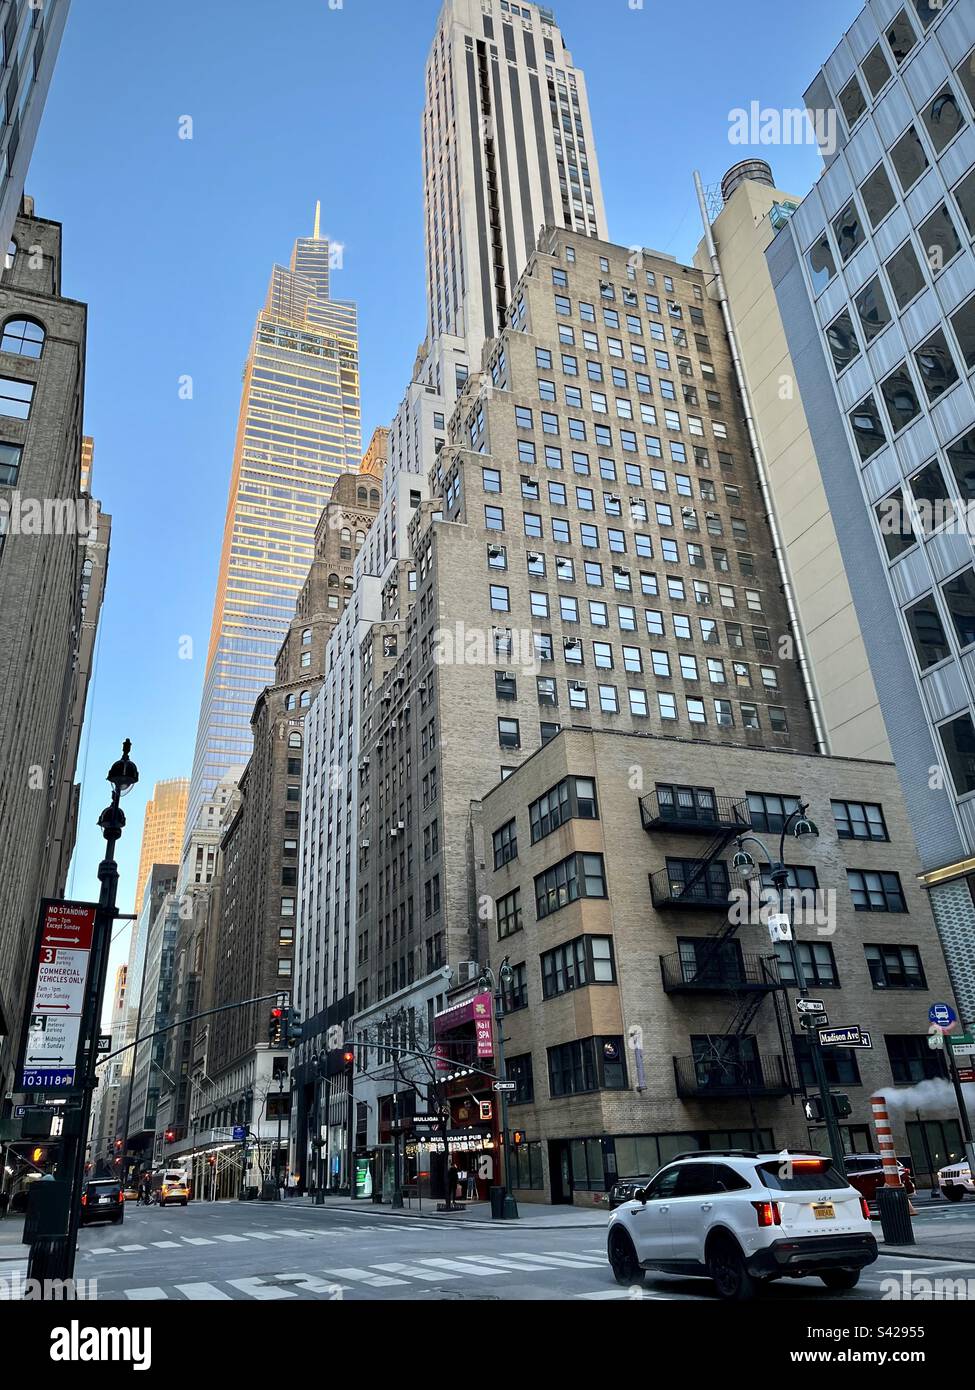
[493,1081,517,1091]
[232,1125,246,1142]
[97,1035,112,1053]
[16,900,100,1092]
[795,998,826,1014]
[819,1025,862,1047]
[853,1030,873,1049]
[929,1002,957,1028]
[957,1068,975,1084]
[950,1033,975,1055]
[800,1013,829,1029]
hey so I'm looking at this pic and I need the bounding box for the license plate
[812,1202,835,1220]
[98,1197,110,1205]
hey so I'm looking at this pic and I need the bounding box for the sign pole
[946,1039,975,1173]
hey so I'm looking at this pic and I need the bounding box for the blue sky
[24,0,861,984]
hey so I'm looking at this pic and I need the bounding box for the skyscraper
[133,777,189,914]
[184,210,361,851]
[769,0,975,1021]
[0,0,72,255]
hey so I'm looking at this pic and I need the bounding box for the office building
[133,778,189,915]
[768,0,975,1021]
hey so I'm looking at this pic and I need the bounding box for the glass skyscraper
[184,213,360,851]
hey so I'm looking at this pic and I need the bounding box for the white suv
[606,1150,877,1300]
[937,1159,974,1202]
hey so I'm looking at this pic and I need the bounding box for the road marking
[575,1288,671,1301]
[182,1237,217,1246]
[151,1241,181,1249]
[372,1261,459,1282]
[540,1251,608,1267]
[125,1288,167,1300]
[322,1265,408,1287]
[450,1254,558,1272]
[175,1283,231,1301]
[275,1273,353,1294]
[226,1277,296,1300]
[87,1247,115,1255]
[213,1234,249,1243]
[241,1231,280,1240]
[118,1244,147,1252]
[275,1228,317,1238]
[417,1257,502,1277]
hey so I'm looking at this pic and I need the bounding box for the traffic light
[285,1007,303,1047]
[804,1093,852,1122]
[31,1145,46,1165]
[268,1007,284,1047]
[164,1129,176,1144]
[342,1047,355,1077]
[831,1093,853,1119]
[511,1130,526,1149]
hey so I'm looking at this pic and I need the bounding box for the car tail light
[118,1190,124,1204]
[751,1201,781,1227]
[80,1193,87,1207]
[162,1185,169,1195]
[860,1197,871,1221]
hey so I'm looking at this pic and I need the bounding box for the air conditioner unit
[527,551,542,563]
[608,494,621,504]
[381,694,392,704]
[705,511,719,520]
[613,565,626,574]
[570,680,587,692]
[681,507,695,517]
[697,594,711,605]
[456,961,481,986]
[403,702,411,713]
[361,839,371,849]
[390,720,398,729]
[390,828,399,839]
[564,638,581,649]
[488,545,504,558]
[418,682,427,692]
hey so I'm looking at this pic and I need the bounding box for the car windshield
[758,1159,846,1191]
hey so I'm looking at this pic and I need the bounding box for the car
[152,1169,190,1206]
[608,1175,653,1210]
[843,1153,915,1203]
[606,1149,877,1301]
[80,1179,125,1226]
[937,1159,974,1202]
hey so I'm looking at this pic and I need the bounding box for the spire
[313,200,321,240]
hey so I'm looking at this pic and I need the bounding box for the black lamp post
[478,957,518,1220]
[732,801,846,1172]
[314,1050,329,1205]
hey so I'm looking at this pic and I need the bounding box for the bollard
[870,1093,915,1245]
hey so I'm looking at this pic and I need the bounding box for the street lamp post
[732,801,846,1173]
[478,958,518,1220]
[315,1051,330,1205]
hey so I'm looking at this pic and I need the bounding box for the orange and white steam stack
[871,1092,918,1214]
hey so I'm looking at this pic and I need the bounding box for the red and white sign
[32,949,89,1015]
[40,901,96,952]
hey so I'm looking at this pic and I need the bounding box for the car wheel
[181,1200,187,1207]
[942,1186,964,1203]
[707,1236,759,1301]
[820,1269,860,1291]
[608,1230,645,1286]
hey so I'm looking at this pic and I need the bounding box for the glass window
[847,869,907,912]
[904,593,950,668]
[806,233,835,294]
[0,318,44,357]
[923,86,966,153]
[865,943,926,990]
[832,799,889,841]
[955,168,975,241]
[839,74,867,129]
[881,363,921,433]
[885,241,925,310]
[0,440,22,486]
[950,296,975,372]
[861,164,896,229]
[914,328,959,402]
[941,568,975,649]
[886,10,917,66]
[849,394,887,460]
[947,427,975,502]
[939,713,975,795]
[0,376,34,419]
[919,203,962,273]
[825,310,860,372]
[890,124,929,192]
[854,275,891,340]
[832,199,864,261]
[862,43,892,98]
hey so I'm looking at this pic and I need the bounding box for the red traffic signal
[342,1048,355,1066]
[164,1129,175,1144]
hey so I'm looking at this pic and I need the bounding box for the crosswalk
[81,1224,430,1257]
[111,1248,612,1301]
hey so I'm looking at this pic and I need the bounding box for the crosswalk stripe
[372,1261,459,1282]
[540,1252,608,1267]
[88,1247,115,1255]
[319,1266,408,1288]
[151,1241,181,1249]
[125,1288,167,1300]
[274,1274,348,1296]
[241,1231,280,1240]
[213,1234,248,1243]
[451,1254,558,1273]
[418,1257,501,1277]
[175,1283,231,1301]
[226,1277,296,1300]
[182,1237,216,1246]
[118,1244,147,1252]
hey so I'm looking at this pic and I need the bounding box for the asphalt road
[3,1196,973,1302]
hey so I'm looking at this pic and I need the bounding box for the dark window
[862,44,892,98]
[854,277,891,341]
[774,940,839,988]
[865,944,926,990]
[850,394,887,460]
[534,852,607,920]
[881,363,920,432]
[904,593,950,669]
[847,869,907,912]
[914,327,959,402]
[747,791,800,833]
[939,713,975,796]
[954,168,975,239]
[541,935,615,998]
[529,776,597,841]
[492,818,517,870]
[885,241,925,309]
[506,962,529,1011]
[825,310,860,372]
[833,199,865,261]
[886,1034,946,1084]
[922,86,966,153]
[947,427,975,503]
[950,297,975,373]
[497,888,522,938]
[507,1053,534,1105]
[919,203,962,272]
[0,440,22,486]
[941,568,975,649]
[498,717,520,749]
[548,1036,626,1097]
[495,671,517,701]
[909,459,952,534]
[793,1036,861,1086]
[890,124,929,192]
[876,487,914,559]
[886,11,917,66]
[831,799,889,841]
[839,74,867,129]
[806,234,836,293]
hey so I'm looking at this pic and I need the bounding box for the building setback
[768,0,975,1023]
[133,778,189,916]
[0,199,109,1107]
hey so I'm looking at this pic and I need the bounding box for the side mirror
[638,1186,650,1204]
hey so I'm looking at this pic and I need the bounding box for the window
[497,888,523,938]
[548,1036,626,1096]
[825,310,860,372]
[807,233,836,294]
[485,505,504,531]
[950,297,975,372]
[866,944,926,990]
[885,241,924,310]
[881,363,920,433]
[498,717,520,749]
[861,43,891,99]
[957,167,975,241]
[854,276,891,341]
[0,318,44,358]
[850,394,887,461]
[848,869,907,912]
[493,818,518,869]
[747,791,799,833]
[541,936,615,998]
[890,125,929,192]
[775,941,839,989]
[482,467,501,493]
[495,671,517,701]
[507,1053,534,1106]
[0,440,22,486]
[490,584,510,612]
[839,73,867,129]
[919,203,962,273]
[904,593,949,669]
[915,328,959,402]
[832,799,888,841]
[0,376,33,419]
[939,713,975,795]
[534,852,607,920]
[942,568,975,649]
[658,691,677,721]
[922,86,966,154]
[833,199,864,261]
[793,1035,860,1087]
[887,10,917,65]
[886,1034,946,1085]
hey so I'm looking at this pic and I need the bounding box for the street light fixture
[478,957,518,1221]
[732,800,844,1172]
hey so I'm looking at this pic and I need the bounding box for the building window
[886,1034,946,1085]
[548,1036,626,1097]
[847,869,907,912]
[941,568,975,649]
[277,958,293,977]
[0,317,44,357]
[774,941,839,989]
[831,800,888,841]
[541,935,615,998]
[890,124,929,192]
[849,393,887,460]
[497,888,523,938]
[534,852,607,920]
[939,712,975,795]
[914,328,958,402]
[280,898,295,917]
[493,818,517,869]
[0,375,34,419]
[919,203,962,273]
[747,791,799,833]
[0,440,22,485]
[885,241,925,310]
[507,1053,534,1106]
[904,594,949,669]
[865,944,926,990]
[529,777,597,842]
[793,1036,860,1087]
[854,277,891,342]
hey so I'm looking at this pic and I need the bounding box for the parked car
[607,1150,877,1300]
[843,1153,915,1204]
[937,1159,974,1202]
[608,1175,653,1210]
[80,1179,125,1226]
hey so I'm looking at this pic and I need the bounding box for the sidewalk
[286,1194,609,1229]
[0,1218,25,1261]
[881,1217,975,1263]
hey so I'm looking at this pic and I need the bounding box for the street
[3,1198,973,1302]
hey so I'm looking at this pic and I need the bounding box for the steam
[877,1080,974,1116]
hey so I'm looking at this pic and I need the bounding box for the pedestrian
[446,1156,458,1212]
[0,1188,8,1220]
[286,1172,298,1198]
